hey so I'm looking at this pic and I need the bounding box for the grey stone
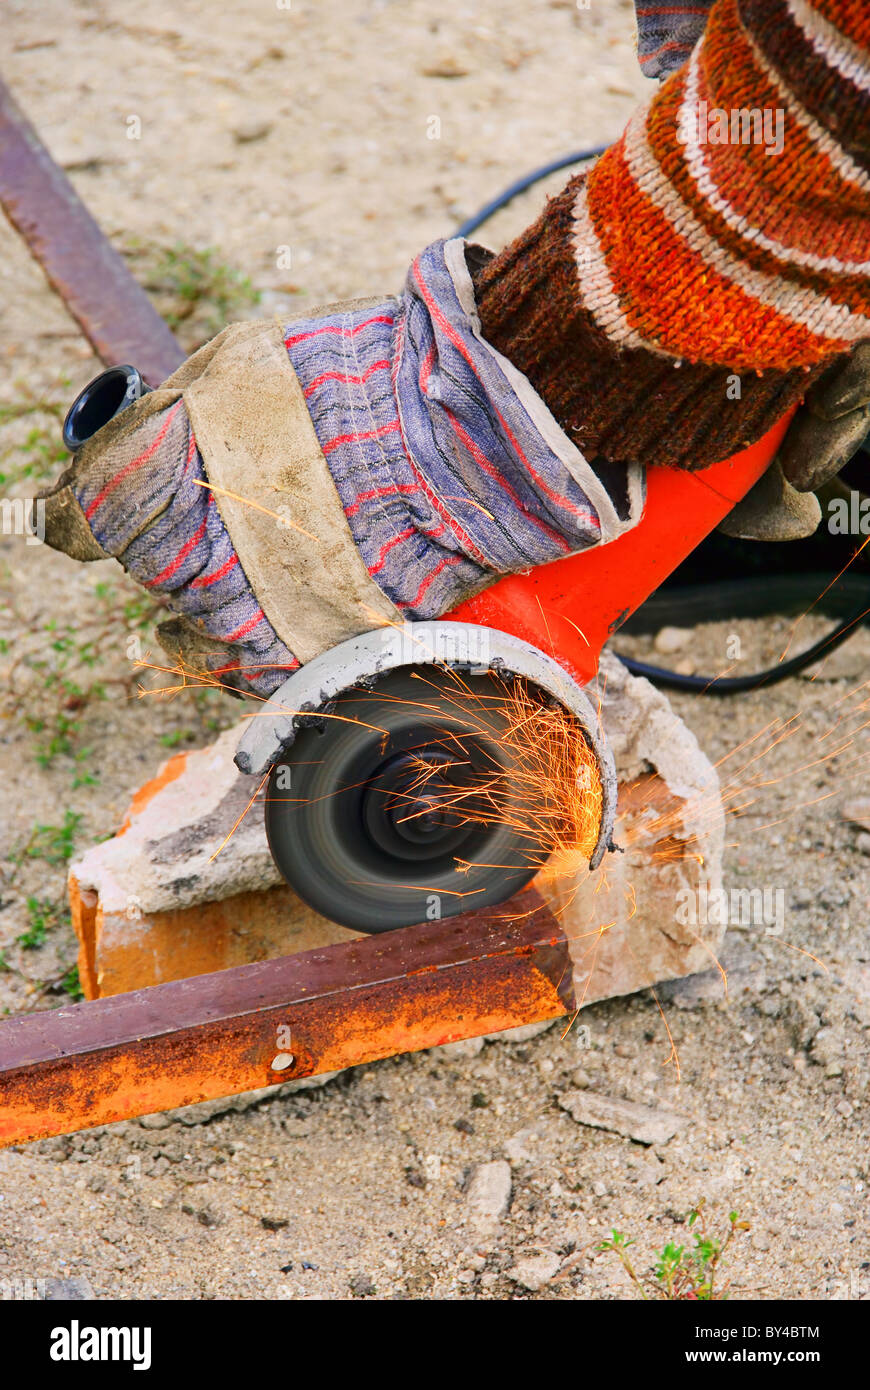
[559,1090,689,1146]
[809,1027,843,1069]
[349,1274,377,1297]
[842,798,870,832]
[654,626,690,655]
[657,969,728,1009]
[634,1157,667,1187]
[503,1126,541,1164]
[433,1037,484,1060]
[419,54,472,78]
[42,1276,95,1301]
[232,119,273,144]
[801,632,870,682]
[484,1019,557,1045]
[466,1160,512,1228]
[509,1251,560,1291]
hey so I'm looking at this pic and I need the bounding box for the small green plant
[7,958,85,1011]
[24,810,82,866]
[159,728,188,748]
[18,898,57,949]
[597,1201,750,1301]
[596,1228,647,1296]
[6,581,164,775]
[59,964,84,1002]
[2,533,235,776]
[124,240,261,351]
[0,399,66,487]
[4,812,83,891]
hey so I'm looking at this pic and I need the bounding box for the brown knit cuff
[472,176,831,471]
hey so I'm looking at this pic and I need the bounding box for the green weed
[124,240,261,350]
[597,1201,750,1301]
[24,810,82,866]
[18,898,59,949]
[0,399,66,488]
[59,964,84,1002]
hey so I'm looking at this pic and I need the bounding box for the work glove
[40,240,639,697]
[778,343,870,494]
[719,345,870,542]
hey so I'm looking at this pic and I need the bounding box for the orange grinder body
[446,412,795,685]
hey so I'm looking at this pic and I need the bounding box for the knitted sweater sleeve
[633,0,715,80]
[474,0,870,469]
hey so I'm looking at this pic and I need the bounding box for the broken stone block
[548,651,725,1007]
[69,725,358,997]
[69,651,725,1008]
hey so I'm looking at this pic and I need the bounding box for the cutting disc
[264,668,562,931]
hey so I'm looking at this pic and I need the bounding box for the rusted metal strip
[0,890,572,1148]
[0,76,185,384]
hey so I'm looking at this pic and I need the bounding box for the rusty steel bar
[0,890,573,1148]
[0,76,185,384]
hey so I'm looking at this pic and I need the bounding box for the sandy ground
[0,0,868,1302]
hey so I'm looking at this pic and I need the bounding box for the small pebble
[654,625,691,655]
[232,119,273,143]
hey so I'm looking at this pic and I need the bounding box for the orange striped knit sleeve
[474,0,870,470]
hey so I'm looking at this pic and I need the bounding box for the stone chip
[559,1090,689,1145]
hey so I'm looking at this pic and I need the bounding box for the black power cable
[455,152,869,694]
[619,602,869,694]
[454,146,607,239]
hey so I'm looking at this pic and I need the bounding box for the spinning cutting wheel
[264,668,556,932]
